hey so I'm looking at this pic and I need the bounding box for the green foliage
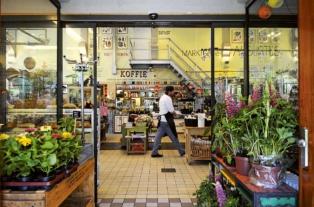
[209,79,298,166]
[193,176,218,207]
[0,117,84,177]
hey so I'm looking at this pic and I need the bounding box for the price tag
[73,111,81,118]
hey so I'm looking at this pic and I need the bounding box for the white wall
[59,0,246,15]
[1,0,246,15]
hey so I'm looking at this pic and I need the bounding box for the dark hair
[165,86,174,95]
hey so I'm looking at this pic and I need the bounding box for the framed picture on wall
[271,30,281,43]
[250,65,260,79]
[231,29,243,43]
[102,36,112,49]
[117,36,128,49]
[117,27,128,34]
[249,29,256,43]
[102,27,112,34]
[258,28,269,43]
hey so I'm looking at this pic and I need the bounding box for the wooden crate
[1,158,94,207]
[190,141,211,158]
[60,198,94,207]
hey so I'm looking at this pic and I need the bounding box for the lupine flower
[225,91,238,117]
[251,83,262,102]
[214,181,226,207]
[215,174,222,184]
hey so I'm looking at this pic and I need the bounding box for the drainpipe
[244,0,256,98]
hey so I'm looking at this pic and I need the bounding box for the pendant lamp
[268,0,283,8]
[196,88,203,94]
[258,6,272,19]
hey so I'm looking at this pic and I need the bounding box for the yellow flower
[40,125,52,131]
[0,133,9,140]
[62,132,72,139]
[18,136,32,146]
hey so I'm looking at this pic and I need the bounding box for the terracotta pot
[253,164,282,185]
[234,156,251,176]
[258,6,272,19]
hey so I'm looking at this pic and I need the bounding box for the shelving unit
[212,154,298,207]
[123,125,149,154]
[184,126,211,164]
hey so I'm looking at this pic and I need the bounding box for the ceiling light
[196,88,203,94]
[66,28,86,42]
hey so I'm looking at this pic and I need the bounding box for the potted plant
[193,164,250,207]
[242,80,298,188]
[31,130,58,181]
[1,134,39,181]
[208,77,298,183]
[209,92,248,169]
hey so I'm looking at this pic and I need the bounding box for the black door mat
[161,168,176,173]
[100,142,185,150]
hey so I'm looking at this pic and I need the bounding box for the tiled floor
[98,133,210,206]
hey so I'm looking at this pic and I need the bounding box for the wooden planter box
[1,158,95,207]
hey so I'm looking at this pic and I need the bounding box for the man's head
[165,86,175,96]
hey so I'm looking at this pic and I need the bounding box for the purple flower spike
[215,181,226,207]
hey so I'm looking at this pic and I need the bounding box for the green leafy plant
[0,134,39,177]
[0,117,84,178]
[207,77,298,167]
[193,165,251,207]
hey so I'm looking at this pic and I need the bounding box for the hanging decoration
[258,6,272,19]
[268,0,283,8]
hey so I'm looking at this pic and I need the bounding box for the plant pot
[64,162,73,171]
[16,174,34,182]
[252,164,282,186]
[37,173,56,182]
[55,166,65,175]
[1,174,12,182]
[234,156,251,176]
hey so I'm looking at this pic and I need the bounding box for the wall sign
[120,70,148,78]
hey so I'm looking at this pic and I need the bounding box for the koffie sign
[120,70,148,78]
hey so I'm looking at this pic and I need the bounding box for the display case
[64,86,101,107]
[174,98,195,114]
[115,84,194,112]
[6,109,56,132]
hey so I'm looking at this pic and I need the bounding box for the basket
[184,119,197,126]
[190,140,211,157]
[135,122,147,127]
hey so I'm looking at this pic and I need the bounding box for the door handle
[298,127,308,169]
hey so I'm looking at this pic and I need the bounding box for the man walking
[151,86,186,157]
